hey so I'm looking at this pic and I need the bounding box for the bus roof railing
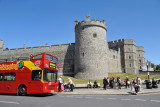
[15,57,30,61]
[0,57,30,63]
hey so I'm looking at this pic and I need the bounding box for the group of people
[58,76,74,92]
[103,76,142,93]
[58,75,143,93]
[87,80,99,88]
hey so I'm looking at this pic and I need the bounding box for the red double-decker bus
[0,53,59,95]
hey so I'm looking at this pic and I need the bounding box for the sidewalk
[56,85,160,95]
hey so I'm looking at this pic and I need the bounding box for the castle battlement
[2,43,75,52]
[75,16,106,30]
[123,38,136,45]
[137,46,144,51]
[108,39,124,47]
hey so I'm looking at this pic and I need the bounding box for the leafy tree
[156,65,160,70]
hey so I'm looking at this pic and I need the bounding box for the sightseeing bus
[0,53,59,95]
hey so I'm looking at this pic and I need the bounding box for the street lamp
[147,62,149,80]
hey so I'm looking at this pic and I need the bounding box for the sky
[0,0,160,65]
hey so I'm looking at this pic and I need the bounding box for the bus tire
[18,85,27,96]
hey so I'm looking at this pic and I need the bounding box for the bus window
[4,73,16,81]
[46,55,58,63]
[53,57,58,63]
[43,69,57,82]
[32,70,42,80]
[46,55,53,61]
[32,54,42,60]
[0,73,3,81]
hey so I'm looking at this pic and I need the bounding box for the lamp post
[147,62,149,80]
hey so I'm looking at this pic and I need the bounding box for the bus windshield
[43,69,57,82]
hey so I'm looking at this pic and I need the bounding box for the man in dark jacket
[103,77,108,90]
[125,76,129,88]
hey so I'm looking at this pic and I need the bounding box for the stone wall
[0,43,75,76]
[139,71,160,75]
[107,48,121,73]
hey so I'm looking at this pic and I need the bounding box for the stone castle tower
[137,46,146,70]
[123,39,138,74]
[108,38,145,74]
[0,40,4,50]
[74,16,108,79]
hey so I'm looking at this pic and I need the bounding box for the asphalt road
[0,93,160,107]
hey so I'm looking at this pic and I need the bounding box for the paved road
[0,93,160,107]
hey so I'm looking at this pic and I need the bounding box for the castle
[0,16,146,80]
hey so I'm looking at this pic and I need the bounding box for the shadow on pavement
[0,93,57,97]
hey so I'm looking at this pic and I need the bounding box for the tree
[156,65,160,70]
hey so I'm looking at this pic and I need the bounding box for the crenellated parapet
[1,43,75,52]
[123,38,136,45]
[137,46,144,52]
[75,16,106,31]
[0,39,4,50]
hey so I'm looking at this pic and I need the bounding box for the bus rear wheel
[18,85,27,96]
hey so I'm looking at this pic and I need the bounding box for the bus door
[0,73,3,92]
[28,70,43,93]
[3,73,16,93]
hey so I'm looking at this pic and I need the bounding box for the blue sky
[0,0,160,65]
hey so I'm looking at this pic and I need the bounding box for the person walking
[130,78,135,92]
[117,77,121,89]
[103,77,108,90]
[58,76,63,92]
[125,76,129,88]
[136,77,142,91]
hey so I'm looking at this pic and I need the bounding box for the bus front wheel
[18,85,27,96]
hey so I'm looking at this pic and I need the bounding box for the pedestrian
[130,78,135,92]
[109,78,113,88]
[87,80,92,88]
[135,81,140,93]
[111,76,115,88]
[58,76,64,92]
[93,80,98,88]
[117,77,121,89]
[136,77,142,91]
[103,77,108,90]
[116,76,119,88]
[125,76,129,88]
[68,78,74,92]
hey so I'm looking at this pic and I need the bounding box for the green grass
[59,72,160,86]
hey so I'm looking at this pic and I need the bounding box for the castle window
[93,33,97,38]
[128,48,130,51]
[113,55,115,59]
[139,54,140,56]
[129,56,131,59]
[139,60,141,63]
[140,66,142,69]
[81,52,84,57]
[130,64,132,67]
[82,26,84,30]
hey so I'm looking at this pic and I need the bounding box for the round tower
[74,16,108,80]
